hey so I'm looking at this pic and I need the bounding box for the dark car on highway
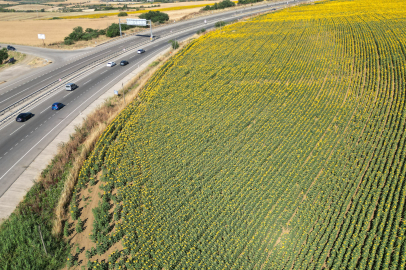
[52,102,64,110]
[120,60,129,66]
[7,45,16,51]
[16,112,33,122]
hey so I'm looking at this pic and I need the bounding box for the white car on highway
[107,62,116,67]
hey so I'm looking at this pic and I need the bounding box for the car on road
[52,102,64,110]
[120,60,129,66]
[7,45,16,51]
[65,83,78,91]
[107,62,116,67]
[137,49,145,54]
[16,112,33,122]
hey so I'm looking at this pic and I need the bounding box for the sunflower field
[69,0,406,268]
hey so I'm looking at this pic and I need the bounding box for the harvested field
[5,4,52,11]
[0,10,118,21]
[0,17,127,45]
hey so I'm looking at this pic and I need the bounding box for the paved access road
[0,0,307,197]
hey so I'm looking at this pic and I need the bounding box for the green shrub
[238,0,263,4]
[118,11,127,17]
[215,21,226,28]
[106,23,120,37]
[63,26,105,45]
[106,23,134,38]
[169,39,179,49]
[64,38,74,45]
[203,0,235,10]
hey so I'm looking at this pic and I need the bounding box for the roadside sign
[126,18,147,26]
[114,90,119,96]
[59,78,61,82]
[38,34,45,40]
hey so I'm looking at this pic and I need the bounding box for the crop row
[67,0,406,269]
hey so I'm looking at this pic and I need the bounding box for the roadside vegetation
[202,0,235,11]
[238,0,264,4]
[63,26,106,45]
[63,22,142,45]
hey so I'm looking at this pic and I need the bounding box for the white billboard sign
[126,18,147,26]
[38,34,45,40]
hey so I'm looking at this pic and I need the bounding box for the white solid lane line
[10,124,25,136]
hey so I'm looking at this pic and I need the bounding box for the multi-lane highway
[0,1,306,198]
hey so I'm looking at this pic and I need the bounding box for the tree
[67,26,84,41]
[0,48,8,64]
[106,23,120,37]
[139,11,169,23]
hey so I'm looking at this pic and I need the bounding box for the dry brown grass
[28,56,52,67]
[0,17,120,45]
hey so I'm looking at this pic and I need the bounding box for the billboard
[38,34,45,40]
[126,18,147,26]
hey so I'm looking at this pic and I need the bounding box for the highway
[0,0,306,197]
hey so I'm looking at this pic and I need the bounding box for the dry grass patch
[28,56,52,68]
[0,17,119,45]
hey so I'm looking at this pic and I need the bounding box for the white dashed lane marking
[9,124,25,136]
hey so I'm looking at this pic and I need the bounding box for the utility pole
[119,18,122,37]
[122,83,124,104]
[150,21,152,40]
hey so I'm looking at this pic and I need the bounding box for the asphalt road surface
[0,0,308,197]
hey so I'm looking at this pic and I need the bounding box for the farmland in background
[58,0,406,268]
[0,0,244,46]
